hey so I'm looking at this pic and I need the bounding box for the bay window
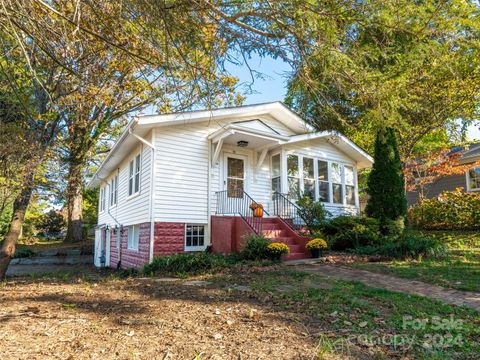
[271,154,281,195]
[345,165,356,205]
[331,162,343,204]
[303,157,315,199]
[317,160,330,202]
[287,154,300,199]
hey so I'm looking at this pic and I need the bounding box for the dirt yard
[1,266,478,359]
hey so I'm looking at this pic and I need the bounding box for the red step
[284,252,309,261]
[262,229,287,238]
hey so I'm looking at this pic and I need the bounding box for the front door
[224,154,247,198]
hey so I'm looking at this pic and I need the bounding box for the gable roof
[87,102,373,188]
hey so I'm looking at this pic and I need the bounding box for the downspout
[149,129,156,262]
[207,139,212,247]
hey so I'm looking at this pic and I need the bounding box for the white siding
[98,132,152,226]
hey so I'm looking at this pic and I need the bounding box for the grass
[349,230,480,292]
[212,269,480,359]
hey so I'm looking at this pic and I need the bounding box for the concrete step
[10,255,93,265]
[261,223,283,230]
[287,244,304,253]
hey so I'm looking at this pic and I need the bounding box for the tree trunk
[64,160,84,243]
[0,161,39,279]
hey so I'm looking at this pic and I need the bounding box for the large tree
[285,0,480,157]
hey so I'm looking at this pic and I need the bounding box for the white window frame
[287,154,301,199]
[115,228,121,249]
[127,225,139,251]
[276,152,358,207]
[110,175,118,207]
[466,167,480,192]
[128,153,141,198]
[99,187,106,213]
[185,224,206,251]
[271,152,281,196]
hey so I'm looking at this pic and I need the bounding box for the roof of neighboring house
[460,142,480,162]
[87,102,373,188]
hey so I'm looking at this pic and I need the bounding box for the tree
[366,128,407,224]
[285,0,480,158]
[404,147,480,200]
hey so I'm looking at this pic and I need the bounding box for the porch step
[284,252,309,261]
[261,223,283,230]
[262,229,287,238]
[269,236,296,245]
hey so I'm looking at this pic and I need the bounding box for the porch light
[237,140,249,147]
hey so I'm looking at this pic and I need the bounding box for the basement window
[185,225,205,251]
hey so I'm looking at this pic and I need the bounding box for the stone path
[296,264,480,311]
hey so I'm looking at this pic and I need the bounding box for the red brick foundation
[153,222,185,256]
[107,222,151,269]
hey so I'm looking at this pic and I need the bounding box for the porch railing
[272,192,305,232]
[215,190,270,235]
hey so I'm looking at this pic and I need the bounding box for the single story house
[407,143,480,205]
[88,102,373,268]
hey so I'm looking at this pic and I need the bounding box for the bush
[266,242,289,258]
[409,188,480,230]
[297,195,330,232]
[14,246,35,258]
[353,233,448,260]
[240,234,270,260]
[143,253,228,276]
[323,216,381,250]
[37,210,65,236]
[305,238,328,251]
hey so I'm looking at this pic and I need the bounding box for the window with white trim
[345,165,356,205]
[271,154,281,195]
[185,224,205,250]
[331,162,343,204]
[303,157,315,199]
[317,160,330,203]
[127,225,139,250]
[115,229,121,249]
[110,175,118,206]
[99,187,106,212]
[468,167,480,190]
[128,153,141,196]
[287,154,300,199]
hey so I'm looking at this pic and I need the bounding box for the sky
[228,55,480,141]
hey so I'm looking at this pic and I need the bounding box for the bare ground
[0,269,322,360]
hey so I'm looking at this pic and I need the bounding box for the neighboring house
[407,143,480,205]
[88,102,373,268]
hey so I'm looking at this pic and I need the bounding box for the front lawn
[350,231,480,292]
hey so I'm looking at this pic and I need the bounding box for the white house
[88,102,373,268]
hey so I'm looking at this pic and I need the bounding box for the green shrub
[240,234,270,260]
[143,253,228,276]
[409,188,480,230]
[14,246,35,258]
[323,216,381,250]
[353,233,447,260]
[297,194,330,232]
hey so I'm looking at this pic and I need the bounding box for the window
[271,154,281,195]
[99,187,106,212]
[129,154,141,196]
[317,160,330,202]
[469,167,480,191]
[127,225,139,250]
[287,154,300,199]
[303,157,315,199]
[115,228,121,249]
[110,175,118,206]
[331,162,343,204]
[185,225,205,250]
[345,165,355,205]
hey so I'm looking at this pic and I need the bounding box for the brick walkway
[296,264,480,311]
